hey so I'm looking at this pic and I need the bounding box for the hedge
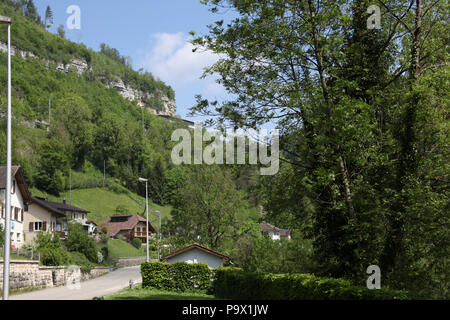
[141,262,213,293]
[212,268,410,300]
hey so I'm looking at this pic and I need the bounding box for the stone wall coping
[0,260,40,264]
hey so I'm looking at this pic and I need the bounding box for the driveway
[9,266,141,300]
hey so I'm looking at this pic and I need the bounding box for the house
[260,221,292,241]
[161,243,230,269]
[106,214,155,243]
[0,166,32,249]
[86,220,97,237]
[25,196,90,240]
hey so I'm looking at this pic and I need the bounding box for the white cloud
[141,32,220,88]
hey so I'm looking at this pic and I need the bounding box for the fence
[0,246,40,261]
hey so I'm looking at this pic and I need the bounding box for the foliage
[167,165,245,249]
[35,231,69,266]
[65,223,97,263]
[212,268,410,300]
[68,251,92,274]
[141,262,213,293]
[132,238,142,249]
[192,0,449,298]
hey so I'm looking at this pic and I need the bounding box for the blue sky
[33,0,235,123]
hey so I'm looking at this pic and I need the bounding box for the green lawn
[105,286,218,300]
[103,239,150,259]
[29,187,172,226]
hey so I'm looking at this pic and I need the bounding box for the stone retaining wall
[115,257,157,268]
[0,260,110,291]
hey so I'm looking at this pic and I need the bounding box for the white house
[161,243,230,269]
[0,166,32,249]
[260,221,292,241]
[25,196,91,241]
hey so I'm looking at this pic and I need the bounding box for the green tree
[57,24,65,38]
[65,223,97,263]
[44,5,53,29]
[169,165,244,250]
[34,138,69,196]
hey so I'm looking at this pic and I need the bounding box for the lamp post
[154,210,161,260]
[138,178,149,262]
[1,15,12,301]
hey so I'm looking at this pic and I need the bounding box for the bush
[39,247,69,266]
[132,238,142,249]
[65,223,98,263]
[212,268,410,300]
[141,262,213,293]
[100,247,109,261]
[68,252,93,274]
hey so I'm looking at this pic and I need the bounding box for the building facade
[0,166,32,249]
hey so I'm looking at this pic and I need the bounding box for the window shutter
[43,221,47,232]
[21,209,24,222]
[29,222,34,232]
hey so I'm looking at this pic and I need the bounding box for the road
[9,266,141,300]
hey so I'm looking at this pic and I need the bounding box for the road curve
[9,266,141,300]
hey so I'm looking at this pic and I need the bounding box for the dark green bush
[68,252,93,274]
[212,268,410,300]
[141,262,213,293]
[132,238,142,249]
[39,248,69,266]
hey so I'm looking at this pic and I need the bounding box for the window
[34,222,43,232]
[16,233,21,243]
[11,180,15,194]
[74,213,79,220]
[56,224,62,232]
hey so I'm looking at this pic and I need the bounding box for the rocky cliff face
[0,42,176,116]
[104,78,176,116]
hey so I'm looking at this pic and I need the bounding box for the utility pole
[48,93,52,130]
[1,15,12,301]
[138,178,149,262]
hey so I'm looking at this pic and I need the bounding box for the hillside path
[8,266,141,300]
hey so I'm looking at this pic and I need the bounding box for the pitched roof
[260,221,292,237]
[161,243,230,261]
[0,166,32,203]
[106,214,155,237]
[31,196,89,215]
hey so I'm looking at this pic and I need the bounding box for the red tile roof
[161,243,230,261]
[106,214,155,237]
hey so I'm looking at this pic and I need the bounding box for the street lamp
[154,210,161,260]
[1,15,12,301]
[138,178,149,262]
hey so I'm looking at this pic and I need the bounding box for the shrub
[212,268,410,300]
[68,252,93,274]
[141,262,213,293]
[100,247,109,261]
[132,238,142,249]
[39,247,69,266]
[65,223,98,263]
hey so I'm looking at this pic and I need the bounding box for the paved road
[9,266,141,300]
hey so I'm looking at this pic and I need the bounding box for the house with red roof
[105,214,155,243]
[161,243,230,269]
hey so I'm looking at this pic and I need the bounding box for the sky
[33,0,236,123]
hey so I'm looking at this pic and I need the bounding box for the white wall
[0,178,26,248]
[167,248,224,269]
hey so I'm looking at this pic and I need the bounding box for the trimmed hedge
[212,268,410,300]
[141,262,213,293]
